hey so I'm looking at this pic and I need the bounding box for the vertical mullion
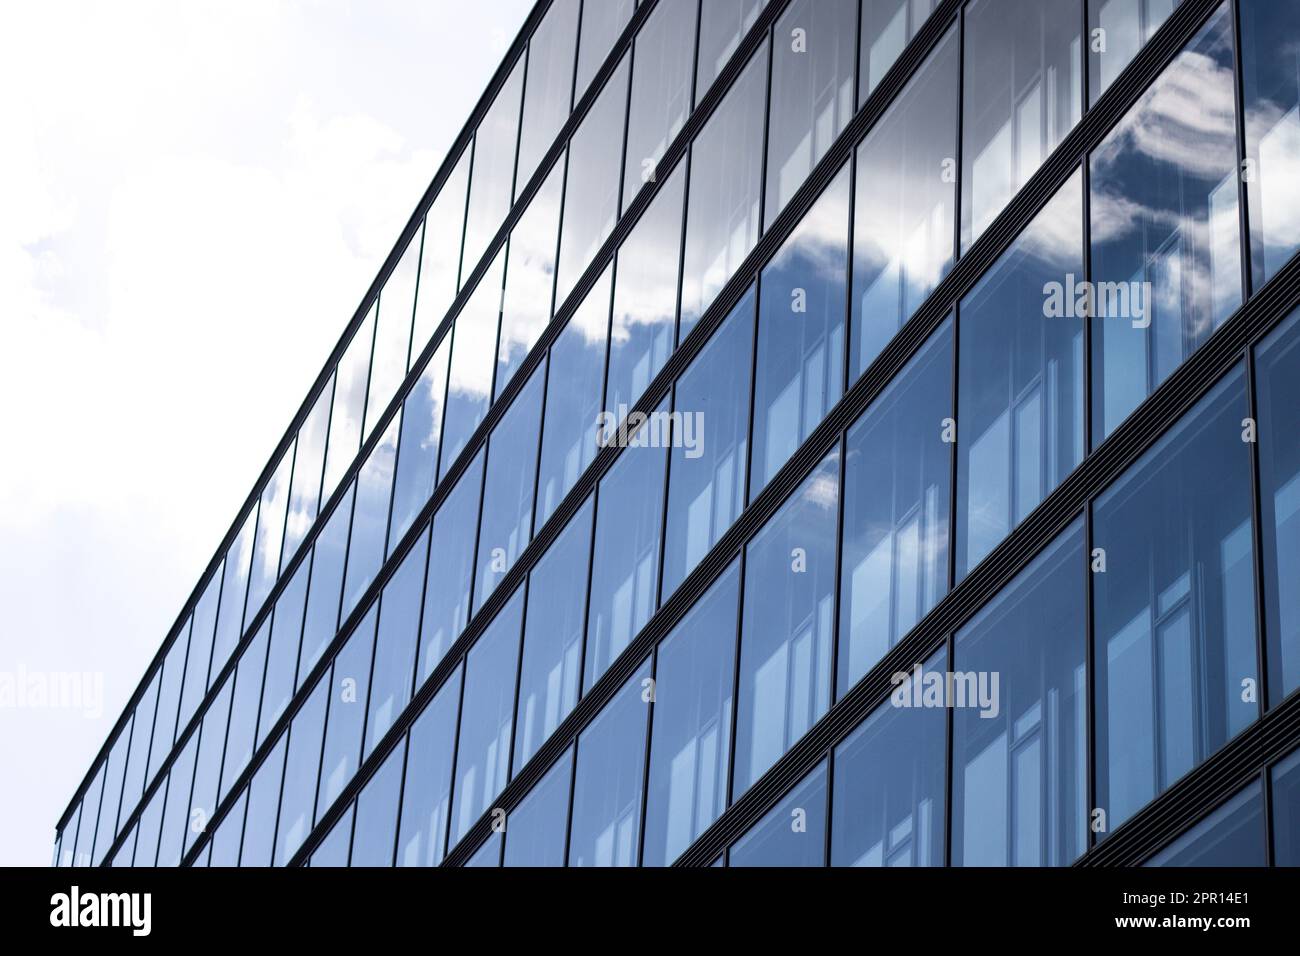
[1229,0,1255,298]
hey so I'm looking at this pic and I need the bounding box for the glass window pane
[463,58,524,275]
[860,0,939,102]
[962,0,1082,251]
[730,762,827,866]
[606,165,685,415]
[1093,367,1258,834]
[623,0,697,215]
[516,498,593,772]
[132,779,165,867]
[390,334,450,550]
[697,0,768,102]
[261,559,308,744]
[585,403,669,691]
[851,26,958,380]
[97,724,131,859]
[735,450,838,795]
[369,231,420,438]
[179,568,220,729]
[413,148,472,354]
[752,165,849,494]
[838,320,952,694]
[351,744,404,867]
[239,734,286,866]
[643,562,740,867]
[420,450,485,681]
[299,484,354,684]
[323,308,375,498]
[248,448,292,617]
[1145,783,1265,866]
[366,530,426,758]
[569,660,651,866]
[474,365,545,610]
[503,748,574,867]
[957,171,1085,578]
[1089,7,1241,442]
[208,789,246,867]
[575,0,635,99]
[284,382,332,564]
[343,416,398,617]
[317,608,376,814]
[74,765,104,867]
[274,677,328,866]
[766,0,856,228]
[465,830,502,866]
[156,734,197,867]
[309,806,353,866]
[397,665,462,867]
[451,588,525,843]
[149,632,188,781]
[222,619,269,801]
[441,247,505,473]
[680,47,767,337]
[1088,0,1182,104]
[518,0,580,188]
[497,162,563,402]
[662,288,754,597]
[1271,747,1300,865]
[187,677,233,857]
[121,670,159,818]
[537,263,611,526]
[558,55,630,307]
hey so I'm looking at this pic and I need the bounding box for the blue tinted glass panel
[239,735,286,867]
[390,335,450,549]
[210,506,254,677]
[412,149,471,353]
[121,670,159,819]
[94,722,130,863]
[1146,783,1265,866]
[299,485,354,684]
[420,450,485,681]
[441,248,505,472]
[261,560,308,744]
[248,448,291,616]
[463,58,524,274]
[310,807,352,866]
[1088,0,1182,105]
[730,762,827,866]
[465,830,502,867]
[366,530,426,757]
[73,765,103,868]
[369,230,420,432]
[575,0,634,98]
[275,678,328,865]
[860,0,938,102]
[149,633,188,781]
[697,0,767,100]
[518,0,580,187]
[323,308,375,499]
[222,618,269,801]
[284,381,332,564]
[208,789,246,867]
[351,744,404,867]
[187,678,233,857]
[156,734,197,867]
[343,416,399,616]
[317,607,376,814]
[397,665,462,867]
[503,748,574,867]
[1271,748,1300,865]
[179,570,220,730]
[132,781,165,867]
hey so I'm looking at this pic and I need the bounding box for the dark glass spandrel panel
[838,320,952,694]
[503,748,574,867]
[575,0,635,98]
[274,678,329,866]
[187,677,233,857]
[643,562,740,867]
[584,399,669,691]
[606,165,685,415]
[179,567,221,729]
[397,665,462,867]
[735,450,838,795]
[261,559,308,744]
[222,618,269,802]
[766,0,856,229]
[248,448,291,617]
[536,263,610,526]
[515,498,594,772]
[860,0,939,102]
[557,56,630,307]
[953,520,1087,866]
[156,734,197,867]
[465,830,502,867]
[94,720,130,863]
[463,58,525,276]
[121,670,159,818]
[730,762,827,867]
[622,0,697,215]
[73,765,103,867]
[342,415,399,616]
[298,484,354,685]
[752,165,849,495]
[1257,309,1300,704]
[1088,0,1181,105]
[662,288,755,598]
[851,27,957,381]
[323,307,376,499]
[284,381,332,565]
[366,529,426,758]
[1242,0,1300,286]
[568,660,651,867]
[497,161,563,400]
[208,789,246,867]
[309,807,353,867]
[239,734,286,866]
[1093,367,1258,834]
[149,631,189,781]
[317,609,377,815]
[132,780,165,867]
[419,450,485,681]
[366,230,420,439]
[1089,7,1241,443]
[451,588,525,843]
[1145,783,1266,867]
[1271,748,1300,865]
[680,47,767,338]
[518,0,580,188]
[831,649,947,866]
[390,335,449,550]
[956,171,1085,578]
[412,148,471,354]
[351,743,404,867]
[696,0,767,102]
[441,247,505,473]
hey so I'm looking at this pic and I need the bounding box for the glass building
[55,0,1300,868]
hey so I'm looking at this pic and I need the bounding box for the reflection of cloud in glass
[498,159,563,387]
[447,247,504,404]
[611,168,684,347]
[322,305,375,496]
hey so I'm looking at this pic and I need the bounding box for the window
[208,790,246,867]
[851,27,958,380]
[132,779,165,867]
[463,58,524,275]
[953,521,1087,866]
[369,229,420,433]
[308,808,352,866]
[343,415,398,616]
[956,172,1085,577]
[730,762,827,866]
[441,248,505,473]
[765,0,856,227]
[1093,367,1258,834]
[148,632,187,781]
[351,744,404,867]
[696,0,767,100]
[222,619,269,801]
[622,0,697,214]
[517,0,580,189]
[465,830,503,867]
[568,661,651,867]
[389,335,450,550]
[240,735,286,866]
[412,149,471,353]
[503,748,574,867]
[274,679,328,866]
[680,47,767,337]
[93,730,128,864]
[248,449,291,616]
[120,670,159,819]
[366,531,426,757]
[156,734,197,867]
[261,560,307,744]
[299,485,353,683]
[1090,7,1241,442]
[515,498,593,772]
[1271,748,1300,865]
[860,0,939,101]
[322,309,375,499]
[450,588,524,844]
[1088,0,1182,104]
[474,365,545,610]
[178,570,219,730]
[962,0,1081,251]
[419,449,484,681]
[187,678,233,857]
[575,0,634,98]
[662,289,755,597]
[284,383,331,563]
[74,764,104,867]
[397,666,462,867]
[752,165,849,495]
[317,608,376,815]
[838,321,952,693]
[1256,309,1300,704]
[1145,783,1265,866]
[643,562,740,866]
[831,649,947,866]
[735,450,838,794]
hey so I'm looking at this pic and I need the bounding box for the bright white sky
[0,0,532,866]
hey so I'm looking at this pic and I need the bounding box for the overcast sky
[0,0,532,866]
